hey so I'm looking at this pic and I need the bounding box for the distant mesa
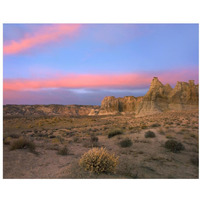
[3,104,100,117]
[4,77,199,117]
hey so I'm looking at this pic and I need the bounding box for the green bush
[10,137,36,152]
[79,147,118,174]
[145,131,156,138]
[119,138,133,148]
[164,140,185,153]
[108,130,123,138]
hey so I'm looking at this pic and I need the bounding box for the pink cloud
[3,69,198,92]
[3,73,151,91]
[3,24,81,55]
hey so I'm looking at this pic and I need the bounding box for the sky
[3,24,199,105]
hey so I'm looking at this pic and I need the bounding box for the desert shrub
[190,156,199,166]
[165,122,173,125]
[108,130,123,138]
[83,139,99,148]
[164,140,185,153]
[3,137,12,145]
[79,147,118,174]
[6,133,20,139]
[119,138,133,148]
[51,137,61,144]
[145,131,156,138]
[10,137,36,152]
[190,133,198,139]
[90,134,98,142]
[49,135,56,138]
[151,123,161,127]
[73,136,80,143]
[57,146,69,156]
[141,125,147,129]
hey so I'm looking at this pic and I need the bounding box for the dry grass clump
[73,136,81,143]
[119,138,133,148]
[145,131,156,138]
[189,133,198,139]
[190,156,199,166]
[90,134,99,142]
[140,125,147,129]
[6,133,20,139]
[57,145,69,156]
[83,139,99,148]
[82,134,99,148]
[79,147,118,174]
[10,137,36,153]
[3,137,12,145]
[164,140,185,153]
[108,130,123,138]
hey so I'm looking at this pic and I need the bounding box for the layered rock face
[168,80,199,110]
[98,77,198,116]
[3,104,100,117]
[98,96,143,115]
[135,77,172,116]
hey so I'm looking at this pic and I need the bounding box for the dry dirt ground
[3,110,199,179]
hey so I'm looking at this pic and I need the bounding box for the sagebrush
[10,137,36,152]
[119,138,133,148]
[165,140,185,153]
[108,130,123,138]
[79,147,118,174]
[145,131,156,138]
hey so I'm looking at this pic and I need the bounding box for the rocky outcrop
[97,96,143,115]
[3,104,100,117]
[99,77,198,116]
[168,80,199,110]
[135,77,172,116]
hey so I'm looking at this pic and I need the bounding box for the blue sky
[3,24,199,105]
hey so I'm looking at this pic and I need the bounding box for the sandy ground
[3,110,199,179]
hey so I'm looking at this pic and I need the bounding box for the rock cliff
[97,96,143,115]
[98,77,198,116]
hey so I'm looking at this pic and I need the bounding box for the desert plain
[3,109,199,179]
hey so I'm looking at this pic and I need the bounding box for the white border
[0,1,199,200]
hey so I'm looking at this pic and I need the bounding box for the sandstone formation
[98,96,143,115]
[98,77,198,116]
